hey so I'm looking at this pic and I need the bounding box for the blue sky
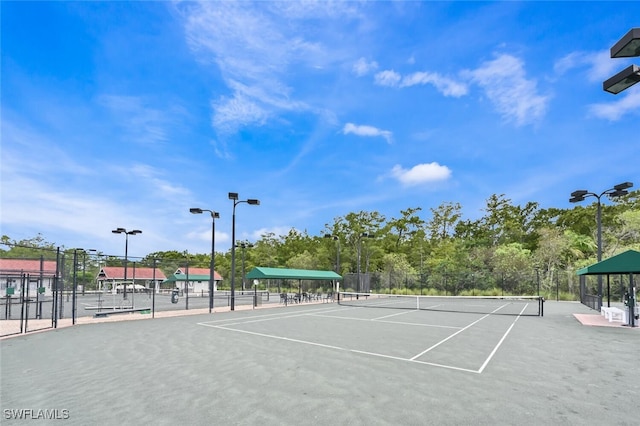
[2,1,639,258]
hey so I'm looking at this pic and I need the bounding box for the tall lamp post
[82,249,97,296]
[190,207,219,314]
[111,228,142,300]
[357,232,375,293]
[324,234,340,293]
[570,182,633,308]
[229,192,260,311]
[236,241,253,292]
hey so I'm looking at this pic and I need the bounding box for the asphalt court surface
[198,303,531,374]
[2,301,639,425]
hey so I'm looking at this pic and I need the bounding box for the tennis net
[337,292,544,316]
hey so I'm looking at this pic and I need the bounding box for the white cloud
[375,69,467,97]
[400,72,468,97]
[212,94,270,133]
[353,57,379,77]
[374,70,402,87]
[343,122,393,144]
[98,95,170,145]
[464,54,549,126]
[252,226,293,241]
[390,162,452,186]
[179,2,333,135]
[554,49,620,82]
[588,90,640,121]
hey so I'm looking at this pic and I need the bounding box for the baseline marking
[199,322,479,373]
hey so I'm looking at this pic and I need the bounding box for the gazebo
[577,249,640,327]
[246,267,342,299]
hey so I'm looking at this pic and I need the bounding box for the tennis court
[197,295,541,374]
[1,298,639,425]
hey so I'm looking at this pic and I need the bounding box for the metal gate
[0,273,57,337]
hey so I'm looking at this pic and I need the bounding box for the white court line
[410,303,510,361]
[309,313,461,330]
[197,302,525,374]
[477,303,527,374]
[350,349,479,374]
[199,323,479,374]
[197,305,350,328]
[374,310,415,320]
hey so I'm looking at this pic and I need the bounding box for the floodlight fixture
[603,64,640,94]
[569,196,585,203]
[571,190,589,198]
[609,189,629,198]
[610,28,640,58]
[614,181,633,191]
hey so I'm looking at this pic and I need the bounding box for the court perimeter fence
[2,246,635,337]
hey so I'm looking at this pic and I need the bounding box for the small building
[163,267,223,295]
[96,266,167,294]
[0,258,58,297]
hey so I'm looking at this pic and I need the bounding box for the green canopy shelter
[246,267,342,299]
[577,249,640,327]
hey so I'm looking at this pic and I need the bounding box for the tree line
[2,190,639,298]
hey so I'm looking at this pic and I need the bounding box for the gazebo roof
[246,267,341,280]
[576,250,640,275]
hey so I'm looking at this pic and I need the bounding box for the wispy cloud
[374,69,468,97]
[98,95,171,145]
[179,2,332,135]
[554,49,620,82]
[374,70,402,87]
[343,122,393,144]
[464,54,549,126]
[390,162,452,186]
[353,57,379,77]
[588,90,640,121]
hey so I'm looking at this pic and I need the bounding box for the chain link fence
[340,268,589,302]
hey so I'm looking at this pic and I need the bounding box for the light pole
[324,234,340,293]
[190,207,219,313]
[570,182,633,308]
[357,232,375,293]
[82,249,97,295]
[236,241,253,292]
[111,228,142,300]
[229,192,260,311]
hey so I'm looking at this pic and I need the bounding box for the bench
[601,306,626,323]
[94,308,151,318]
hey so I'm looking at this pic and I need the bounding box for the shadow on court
[1,301,639,425]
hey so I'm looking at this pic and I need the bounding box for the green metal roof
[576,250,640,275]
[246,267,341,280]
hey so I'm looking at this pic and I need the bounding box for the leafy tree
[426,202,461,241]
[0,234,58,259]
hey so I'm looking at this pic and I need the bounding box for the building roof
[0,258,57,274]
[246,267,342,280]
[98,266,167,280]
[576,250,640,275]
